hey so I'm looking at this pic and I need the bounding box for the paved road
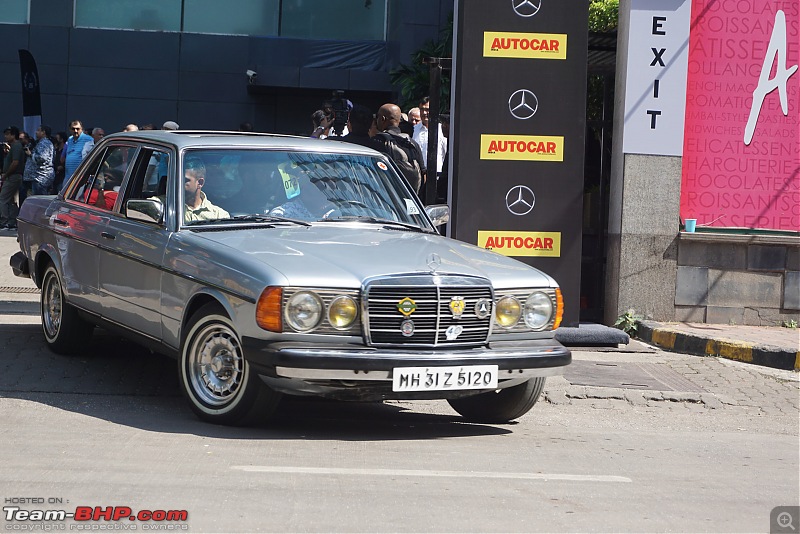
[1,310,797,533]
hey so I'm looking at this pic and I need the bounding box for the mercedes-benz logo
[512,0,542,17]
[427,252,442,273]
[505,185,536,216]
[508,89,539,120]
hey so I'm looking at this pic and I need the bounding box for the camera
[325,90,350,136]
[246,70,257,83]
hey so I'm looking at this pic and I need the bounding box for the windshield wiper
[325,215,431,233]
[229,214,312,226]
[187,215,311,227]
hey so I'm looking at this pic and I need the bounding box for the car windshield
[180,149,431,229]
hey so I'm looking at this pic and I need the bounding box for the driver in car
[182,157,229,223]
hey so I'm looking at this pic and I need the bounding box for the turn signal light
[553,287,564,330]
[256,286,282,332]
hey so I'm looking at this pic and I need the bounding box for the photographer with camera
[321,91,352,137]
[310,110,334,139]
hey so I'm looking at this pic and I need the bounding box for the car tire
[447,377,546,423]
[179,303,281,426]
[40,264,94,354]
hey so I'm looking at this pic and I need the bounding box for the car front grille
[364,276,493,348]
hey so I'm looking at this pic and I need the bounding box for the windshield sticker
[405,199,420,215]
[377,161,388,171]
[278,167,301,200]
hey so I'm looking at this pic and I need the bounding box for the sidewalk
[638,320,799,371]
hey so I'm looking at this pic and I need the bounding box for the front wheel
[447,377,546,423]
[40,264,94,354]
[178,303,281,425]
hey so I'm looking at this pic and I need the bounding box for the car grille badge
[449,296,466,319]
[474,298,492,320]
[397,297,417,317]
[401,319,415,337]
[445,325,463,340]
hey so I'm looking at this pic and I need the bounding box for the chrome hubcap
[187,324,244,406]
[42,273,62,339]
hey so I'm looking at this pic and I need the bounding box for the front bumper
[242,337,571,381]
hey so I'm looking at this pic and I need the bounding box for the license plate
[392,365,498,392]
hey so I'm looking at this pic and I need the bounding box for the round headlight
[328,296,358,329]
[495,296,521,328]
[524,292,553,330]
[285,291,323,332]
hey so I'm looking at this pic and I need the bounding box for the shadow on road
[0,324,512,441]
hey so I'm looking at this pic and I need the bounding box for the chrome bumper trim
[274,366,566,381]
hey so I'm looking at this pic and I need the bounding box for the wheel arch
[33,247,60,288]
[180,290,234,341]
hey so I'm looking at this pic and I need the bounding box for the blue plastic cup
[685,219,697,232]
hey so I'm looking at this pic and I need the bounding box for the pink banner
[681,0,799,231]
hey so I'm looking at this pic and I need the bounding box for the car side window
[123,148,171,202]
[67,149,104,205]
[116,148,172,224]
[69,145,137,211]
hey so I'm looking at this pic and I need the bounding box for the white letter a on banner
[743,10,798,145]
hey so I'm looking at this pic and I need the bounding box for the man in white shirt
[408,107,421,127]
[412,96,448,176]
[81,127,105,158]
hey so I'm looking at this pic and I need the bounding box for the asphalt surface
[0,315,797,532]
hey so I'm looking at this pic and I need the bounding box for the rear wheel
[40,264,94,354]
[178,303,281,425]
[447,377,546,423]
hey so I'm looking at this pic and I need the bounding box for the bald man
[373,103,426,193]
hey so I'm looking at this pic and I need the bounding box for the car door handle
[53,218,69,227]
[101,232,116,240]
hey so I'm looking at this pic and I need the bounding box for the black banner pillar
[450,0,588,326]
[18,49,42,138]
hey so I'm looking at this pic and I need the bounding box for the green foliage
[782,319,798,329]
[614,309,642,336]
[389,15,453,111]
[589,0,619,32]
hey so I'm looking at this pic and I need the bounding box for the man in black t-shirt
[372,103,426,194]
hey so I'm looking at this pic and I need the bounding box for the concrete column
[605,0,681,325]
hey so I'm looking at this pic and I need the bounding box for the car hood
[190,224,555,288]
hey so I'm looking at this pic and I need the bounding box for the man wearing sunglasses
[62,120,92,183]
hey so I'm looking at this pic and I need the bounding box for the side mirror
[126,198,164,225]
[425,204,450,227]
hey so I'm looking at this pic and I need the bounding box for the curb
[637,321,800,372]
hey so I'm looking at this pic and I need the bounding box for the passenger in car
[182,157,229,223]
[269,162,332,220]
[224,153,285,215]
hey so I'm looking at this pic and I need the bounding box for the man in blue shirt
[62,120,92,182]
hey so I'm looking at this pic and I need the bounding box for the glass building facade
[0,0,447,135]
[71,0,386,40]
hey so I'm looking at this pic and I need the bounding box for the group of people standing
[309,96,450,204]
[0,119,177,230]
[0,105,450,230]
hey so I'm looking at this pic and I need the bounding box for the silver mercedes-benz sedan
[11,131,570,426]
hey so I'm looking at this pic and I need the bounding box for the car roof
[102,130,382,157]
